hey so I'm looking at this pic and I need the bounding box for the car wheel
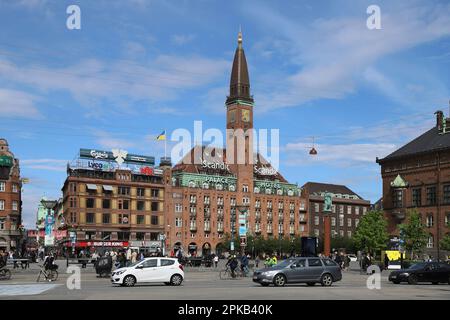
[273,274,286,287]
[123,275,136,287]
[260,283,269,287]
[170,274,183,286]
[408,275,418,285]
[307,282,315,286]
[320,273,333,287]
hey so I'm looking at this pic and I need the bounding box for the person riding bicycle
[43,254,58,271]
[240,254,249,276]
[226,255,238,278]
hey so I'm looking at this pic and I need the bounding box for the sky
[0,0,449,228]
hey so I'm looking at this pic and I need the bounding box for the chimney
[435,110,443,131]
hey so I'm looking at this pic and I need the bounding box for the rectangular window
[242,185,249,193]
[118,200,129,210]
[0,219,4,230]
[299,225,305,232]
[331,217,336,227]
[347,218,352,227]
[412,188,422,207]
[137,201,145,211]
[393,189,403,208]
[355,206,360,215]
[175,204,182,212]
[151,202,158,212]
[339,230,344,237]
[137,188,145,197]
[347,231,352,238]
[102,199,110,209]
[70,197,77,208]
[332,205,336,213]
[427,186,437,205]
[0,200,5,210]
[443,185,450,204]
[86,198,95,208]
[86,213,95,224]
[339,205,344,214]
[151,215,158,225]
[136,232,145,241]
[314,203,320,213]
[101,232,111,240]
[119,214,129,224]
[314,216,320,226]
[118,186,130,195]
[137,215,145,225]
[69,183,76,193]
[362,207,367,214]
[0,182,5,192]
[355,219,359,227]
[151,189,159,198]
[347,206,352,215]
[102,214,110,224]
[339,217,344,227]
[314,229,320,237]
[85,231,96,240]
[118,232,130,241]
[12,201,18,211]
[175,217,182,227]
[12,184,18,193]
[70,212,77,223]
[150,232,159,241]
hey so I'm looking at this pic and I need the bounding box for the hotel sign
[0,155,13,167]
[205,176,230,185]
[201,159,230,172]
[254,165,277,176]
[257,181,282,189]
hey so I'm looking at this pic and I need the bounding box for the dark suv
[252,257,342,287]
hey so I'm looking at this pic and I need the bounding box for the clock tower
[226,30,254,197]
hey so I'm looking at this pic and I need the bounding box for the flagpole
[164,129,167,159]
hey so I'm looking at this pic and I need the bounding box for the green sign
[0,155,13,167]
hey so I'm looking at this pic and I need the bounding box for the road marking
[0,284,60,296]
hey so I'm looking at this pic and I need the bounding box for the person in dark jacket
[384,253,389,270]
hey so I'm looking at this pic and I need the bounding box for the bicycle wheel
[0,269,11,280]
[48,270,58,281]
[219,269,230,280]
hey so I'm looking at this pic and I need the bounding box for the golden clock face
[242,109,250,122]
[228,110,236,123]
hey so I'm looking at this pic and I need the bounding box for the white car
[111,257,184,287]
[347,254,357,262]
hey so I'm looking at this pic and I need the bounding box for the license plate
[253,276,258,280]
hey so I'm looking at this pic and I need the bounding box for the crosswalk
[0,284,60,296]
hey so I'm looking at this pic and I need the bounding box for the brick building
[0,138,23,251]
[164,32,306,257]
[376,110,450,259]
[61,149,168,251]
[302,182,371,240]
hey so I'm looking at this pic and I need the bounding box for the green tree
[331,236,357,253]
[439,234,450,251]
[353,210,389,258]
[399,209,428,259]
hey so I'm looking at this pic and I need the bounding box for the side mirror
[135,265,144,269]
[290,264,296,269]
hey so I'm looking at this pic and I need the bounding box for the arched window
[427,234,434,248]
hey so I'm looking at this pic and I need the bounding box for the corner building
[165,33,307,256]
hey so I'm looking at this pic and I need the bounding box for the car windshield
[275,259,297,267]
[408,263,427,270]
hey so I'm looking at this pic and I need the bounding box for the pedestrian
[335,252,342,269]
[131,250,137,264]
[126,248,132,263]
[240,254,249,276]
[255,256,260,268]
[213,255,219,268]
[344,254,350,271]
[384,253,389,270]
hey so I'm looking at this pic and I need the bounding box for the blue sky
[0,0,449,227]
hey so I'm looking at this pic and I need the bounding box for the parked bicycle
[0,267,11,280]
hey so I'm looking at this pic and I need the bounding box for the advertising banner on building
[44,214,55,246]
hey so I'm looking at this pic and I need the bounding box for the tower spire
[226,29,253,105]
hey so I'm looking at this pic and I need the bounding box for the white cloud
[245,2,450,111]
[0,88,42,119]
[21,159,68,172]
[93,131,137,149]
[0,53,229,115]
[171,34,196,46]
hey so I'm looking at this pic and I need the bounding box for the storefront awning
[102,185,113,191]
[86,184,97,190]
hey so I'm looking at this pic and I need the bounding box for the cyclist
[240,254,249,276]
[226,255,238,278]
[43,253,58,272]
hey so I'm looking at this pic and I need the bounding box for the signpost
[237,205,249,257]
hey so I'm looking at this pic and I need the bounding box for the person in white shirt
[213,255,219,268]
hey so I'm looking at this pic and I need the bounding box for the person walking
[384,253,389,271]
[255,256,260,268]
[335,252,342,269]
[344,254,350,271]
[240,254,249,276]
[213,255,219,268]
[131,250,137,264]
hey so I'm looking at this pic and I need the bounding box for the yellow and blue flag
[156,130,166,141]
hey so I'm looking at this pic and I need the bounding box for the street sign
[240,237,246,246]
